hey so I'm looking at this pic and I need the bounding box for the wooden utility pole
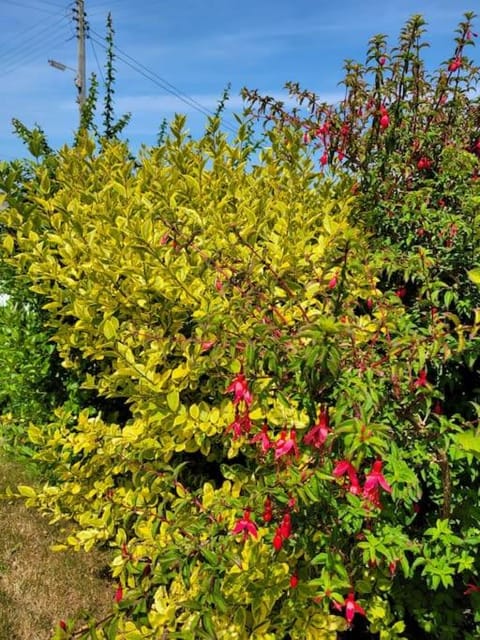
[75,0,87,117]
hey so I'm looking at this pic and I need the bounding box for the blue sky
[0,0,477,160]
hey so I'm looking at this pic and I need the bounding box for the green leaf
[454,430,480,457]
[103,316,119,340]
[17,485,36,498]
[467,267,480,285]
[167,390,180,412]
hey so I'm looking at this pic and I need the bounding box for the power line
[89,36,105,82]
[0,12,55,58]
[89,29,237,132]
[6,0,61,14]
[0,25,71,79]
[0,15,70,67]
[36,0,72,8]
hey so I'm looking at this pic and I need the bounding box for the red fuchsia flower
[328,274,338,289]
[263,496,273,522]
[215,278,223,292]
[272,512,293,551]
[227,411,252,439]
[304,407,331,449]
[395,286,407,299]
[333,460,361,495]
[417,156,432,171]
[250,422,272,453]
[333,592,366,625]
[317,122,330,136]
[345,592,366,623]
[448,56,462,72]
[232,509,258,540]
[320,152,328,166]
[59,620,67,631]
[379,106,390,129]
[464,583,480,595]
[274,429,299,460]
[303,132,311,144]
[389,560,398,576]
[380,114,390,129]
[433,400,443,415]
[363,460,392,508]
[226,373,253,406]
[290,574,299,588]
[414,368,428,388]
[114,586,123,603]
[273,529,283,551]
[279,512,292,539]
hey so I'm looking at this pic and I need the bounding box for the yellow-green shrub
[3,115,479,639]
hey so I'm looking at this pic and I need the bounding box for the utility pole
[74,0,87,118]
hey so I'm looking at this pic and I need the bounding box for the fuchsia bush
[1,11,480,640]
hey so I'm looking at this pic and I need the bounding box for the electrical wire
[6,0,60,15]
[89,30,237,132]
[0,15,70,66]
[89,36,105,83]
[0,25,71,79]
[34,0,71,8]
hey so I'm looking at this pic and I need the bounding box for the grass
[0,455,113,639]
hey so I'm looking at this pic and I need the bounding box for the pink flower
[226,373,253,406]
[273,530,283,551]
[304,408,331,449]
[227,411,252,439]
[263,496,273,522]
[250,422,272,453]
[334,592,366,625]
[333,460,361,495]
[379,56,387,66]
[414,368,428,388]
[363,460,392,508]
[328,275,338,289]
[232,509,258,540]
[417,156,432,171]
[379,106,390,129]
[464,583,480,595]
[274,429,299,460]
[345,592,366,624]
[279,512,292,539]
[448,57,462,72]
[433,401,443,415]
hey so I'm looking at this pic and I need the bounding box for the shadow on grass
[0,456,113,640]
